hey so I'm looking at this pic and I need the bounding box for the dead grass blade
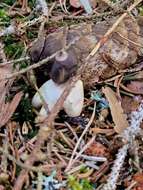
[102,87,129,133]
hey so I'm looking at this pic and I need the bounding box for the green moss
[68,176,94,190]
[79,165,88,173]
[3,35,24,59]
[0,8,10,23]
[80,179,94,190]
[26,30,38,39]
[68,176,83,190]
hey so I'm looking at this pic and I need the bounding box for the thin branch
[0,56,30,66]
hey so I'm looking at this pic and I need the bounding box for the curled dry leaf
[102,87,129,134]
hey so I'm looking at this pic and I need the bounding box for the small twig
[116,76,123,101]
[105,82,134,97]
[85,161,99,170]
[116,31,143,48]
[58,131,74,149]
[59,0,69,14]
[66,164,86,175]
[0,56,30,66]
[80,154,107,162]
[65,122,79,142]
[62,11,113,20]
[119,63,143,73]
[71,135,96,167]
[65,102,96,172]
[19,16,44,28]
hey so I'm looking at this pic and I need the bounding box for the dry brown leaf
[102,87,129,133]
[85,142,107,156]
[127,81,143,94]
[0,91,23,128]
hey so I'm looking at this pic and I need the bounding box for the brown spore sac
[50,49,78,84]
